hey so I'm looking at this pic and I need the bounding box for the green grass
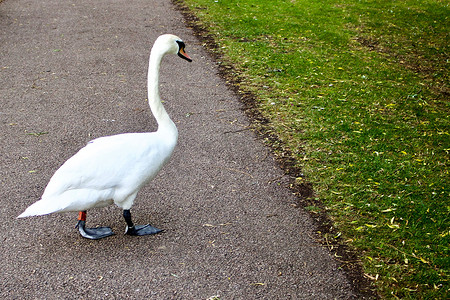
[178,0,449,298]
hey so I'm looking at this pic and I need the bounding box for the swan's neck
[148,49,177,134]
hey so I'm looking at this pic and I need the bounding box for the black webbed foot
[125,224,163,236]
[123,209,162,236]
[76,220,115,240]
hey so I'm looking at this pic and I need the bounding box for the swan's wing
[41,132,167,199]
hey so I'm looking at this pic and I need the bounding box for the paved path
[1,0,362,298]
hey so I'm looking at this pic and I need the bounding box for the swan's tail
[17,198,66,218]
[17,189,114,218]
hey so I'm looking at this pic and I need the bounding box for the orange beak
[178,48,192,62]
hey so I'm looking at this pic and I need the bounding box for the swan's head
[155,34,192,62]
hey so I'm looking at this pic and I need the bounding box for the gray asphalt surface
[1,0,362,298]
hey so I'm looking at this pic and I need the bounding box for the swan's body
[21,132,176,215]
[18,34,192,239]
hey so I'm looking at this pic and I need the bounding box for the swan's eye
[176,40,186,49]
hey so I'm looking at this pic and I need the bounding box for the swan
[18,34,192,239]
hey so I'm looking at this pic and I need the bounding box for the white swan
[18,34,192,239]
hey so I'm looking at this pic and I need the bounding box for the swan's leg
[75,211,114,240]
[123,209,162,236]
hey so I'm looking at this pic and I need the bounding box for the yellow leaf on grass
[412,253,430,264]
[419,257,429,264]
[381,208,396,212]
[387,223,400,229]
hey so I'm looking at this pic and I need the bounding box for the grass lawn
[176,0,449,298]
